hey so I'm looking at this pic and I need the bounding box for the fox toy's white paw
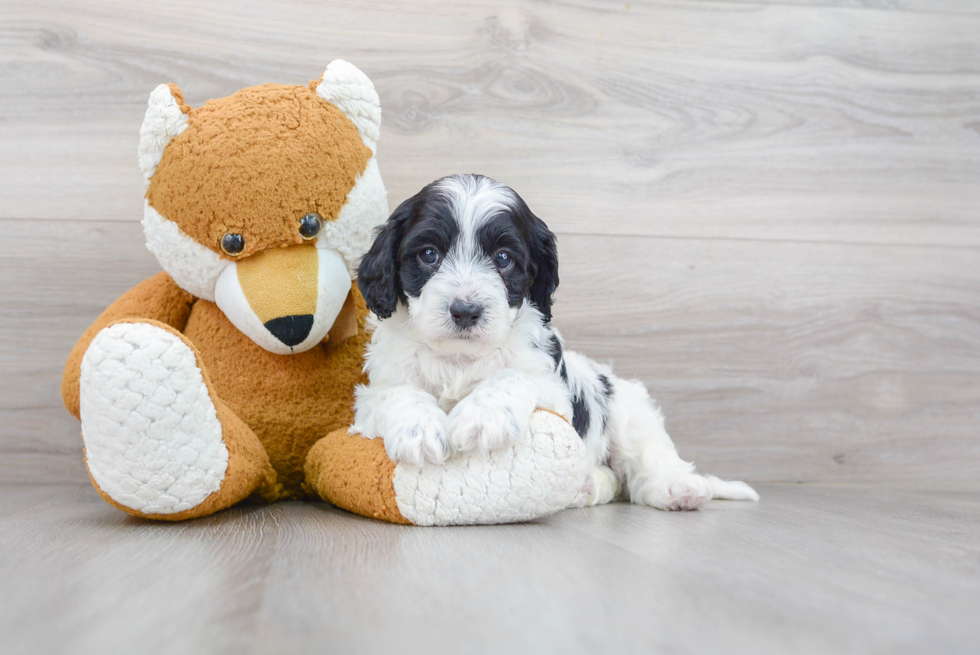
[392,409,591,526]
[79,322,228,515]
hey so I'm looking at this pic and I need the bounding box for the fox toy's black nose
[264,314,314,347]
[450,301,483,329]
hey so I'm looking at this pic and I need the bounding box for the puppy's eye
[220,233,245,256]
[299,212,322,240]
[418,247,440,266]
[494,250,513,271]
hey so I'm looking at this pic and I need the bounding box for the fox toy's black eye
[299,212,322,240]
[418,247,440,266]
[494,250,513,271]
[220,233,245,256]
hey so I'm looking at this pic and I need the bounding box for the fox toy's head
[138,60,387,354]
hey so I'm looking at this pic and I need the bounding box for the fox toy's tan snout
[236,246,319,347]
[214,244,352,354]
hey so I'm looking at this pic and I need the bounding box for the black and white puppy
[353,174,758,510]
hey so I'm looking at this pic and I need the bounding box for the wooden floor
[2,1,979,653]
[1,483,978,655]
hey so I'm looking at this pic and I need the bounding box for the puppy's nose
[450,301,482,328]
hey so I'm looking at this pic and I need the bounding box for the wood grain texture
[3,219,978,486]
[554,234,980,486]
[712,0,980,15]
[0,220,161,484]
[1,0,978,246]
[0,484,977,655]
[3,4,979,654]
[1,1,978,485]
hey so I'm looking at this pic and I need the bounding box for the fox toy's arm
[62,272,196,418]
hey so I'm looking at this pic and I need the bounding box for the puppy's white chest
[436,391,463,414]
[418,353,501,414]
[433,371,484,414]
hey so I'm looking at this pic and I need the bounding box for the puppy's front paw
[448,397,523,455]
[384,408,450,467]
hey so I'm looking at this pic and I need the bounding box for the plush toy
[61,60,589,526]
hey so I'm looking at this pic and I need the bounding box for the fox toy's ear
[314,59,382,153]
[138,84,190,186]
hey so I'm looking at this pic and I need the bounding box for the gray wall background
[1,0,978,487]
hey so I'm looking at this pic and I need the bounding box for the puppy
[352,174,758,510]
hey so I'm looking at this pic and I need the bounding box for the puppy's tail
[705,475,760,502]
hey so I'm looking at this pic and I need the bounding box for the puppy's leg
[588,465,621,505]
[447,369,540,455]
[605,378,758,511]
[351,384,450,467]
[569,465,621,508]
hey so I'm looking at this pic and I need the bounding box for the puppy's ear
[525,208,560,322]
[357,194,417,319]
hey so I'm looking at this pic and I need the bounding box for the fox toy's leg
[304,427,411,524]
[305,410,591,526]
[79,319,277,520]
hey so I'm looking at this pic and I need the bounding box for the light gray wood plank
[706,0,980,15]
[554,233,980,486]
[0,484,977,655]
[0,219,160,484]
[1,0,978,247]
[3,219,978,486]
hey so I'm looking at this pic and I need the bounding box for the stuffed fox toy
[61,60,588,526]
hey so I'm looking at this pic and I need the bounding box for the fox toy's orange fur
[62,63,406,522]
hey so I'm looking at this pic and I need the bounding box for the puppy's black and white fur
[353,174,758,510]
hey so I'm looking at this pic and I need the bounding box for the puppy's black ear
[525,208,560,322]
[357,194,418,319]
